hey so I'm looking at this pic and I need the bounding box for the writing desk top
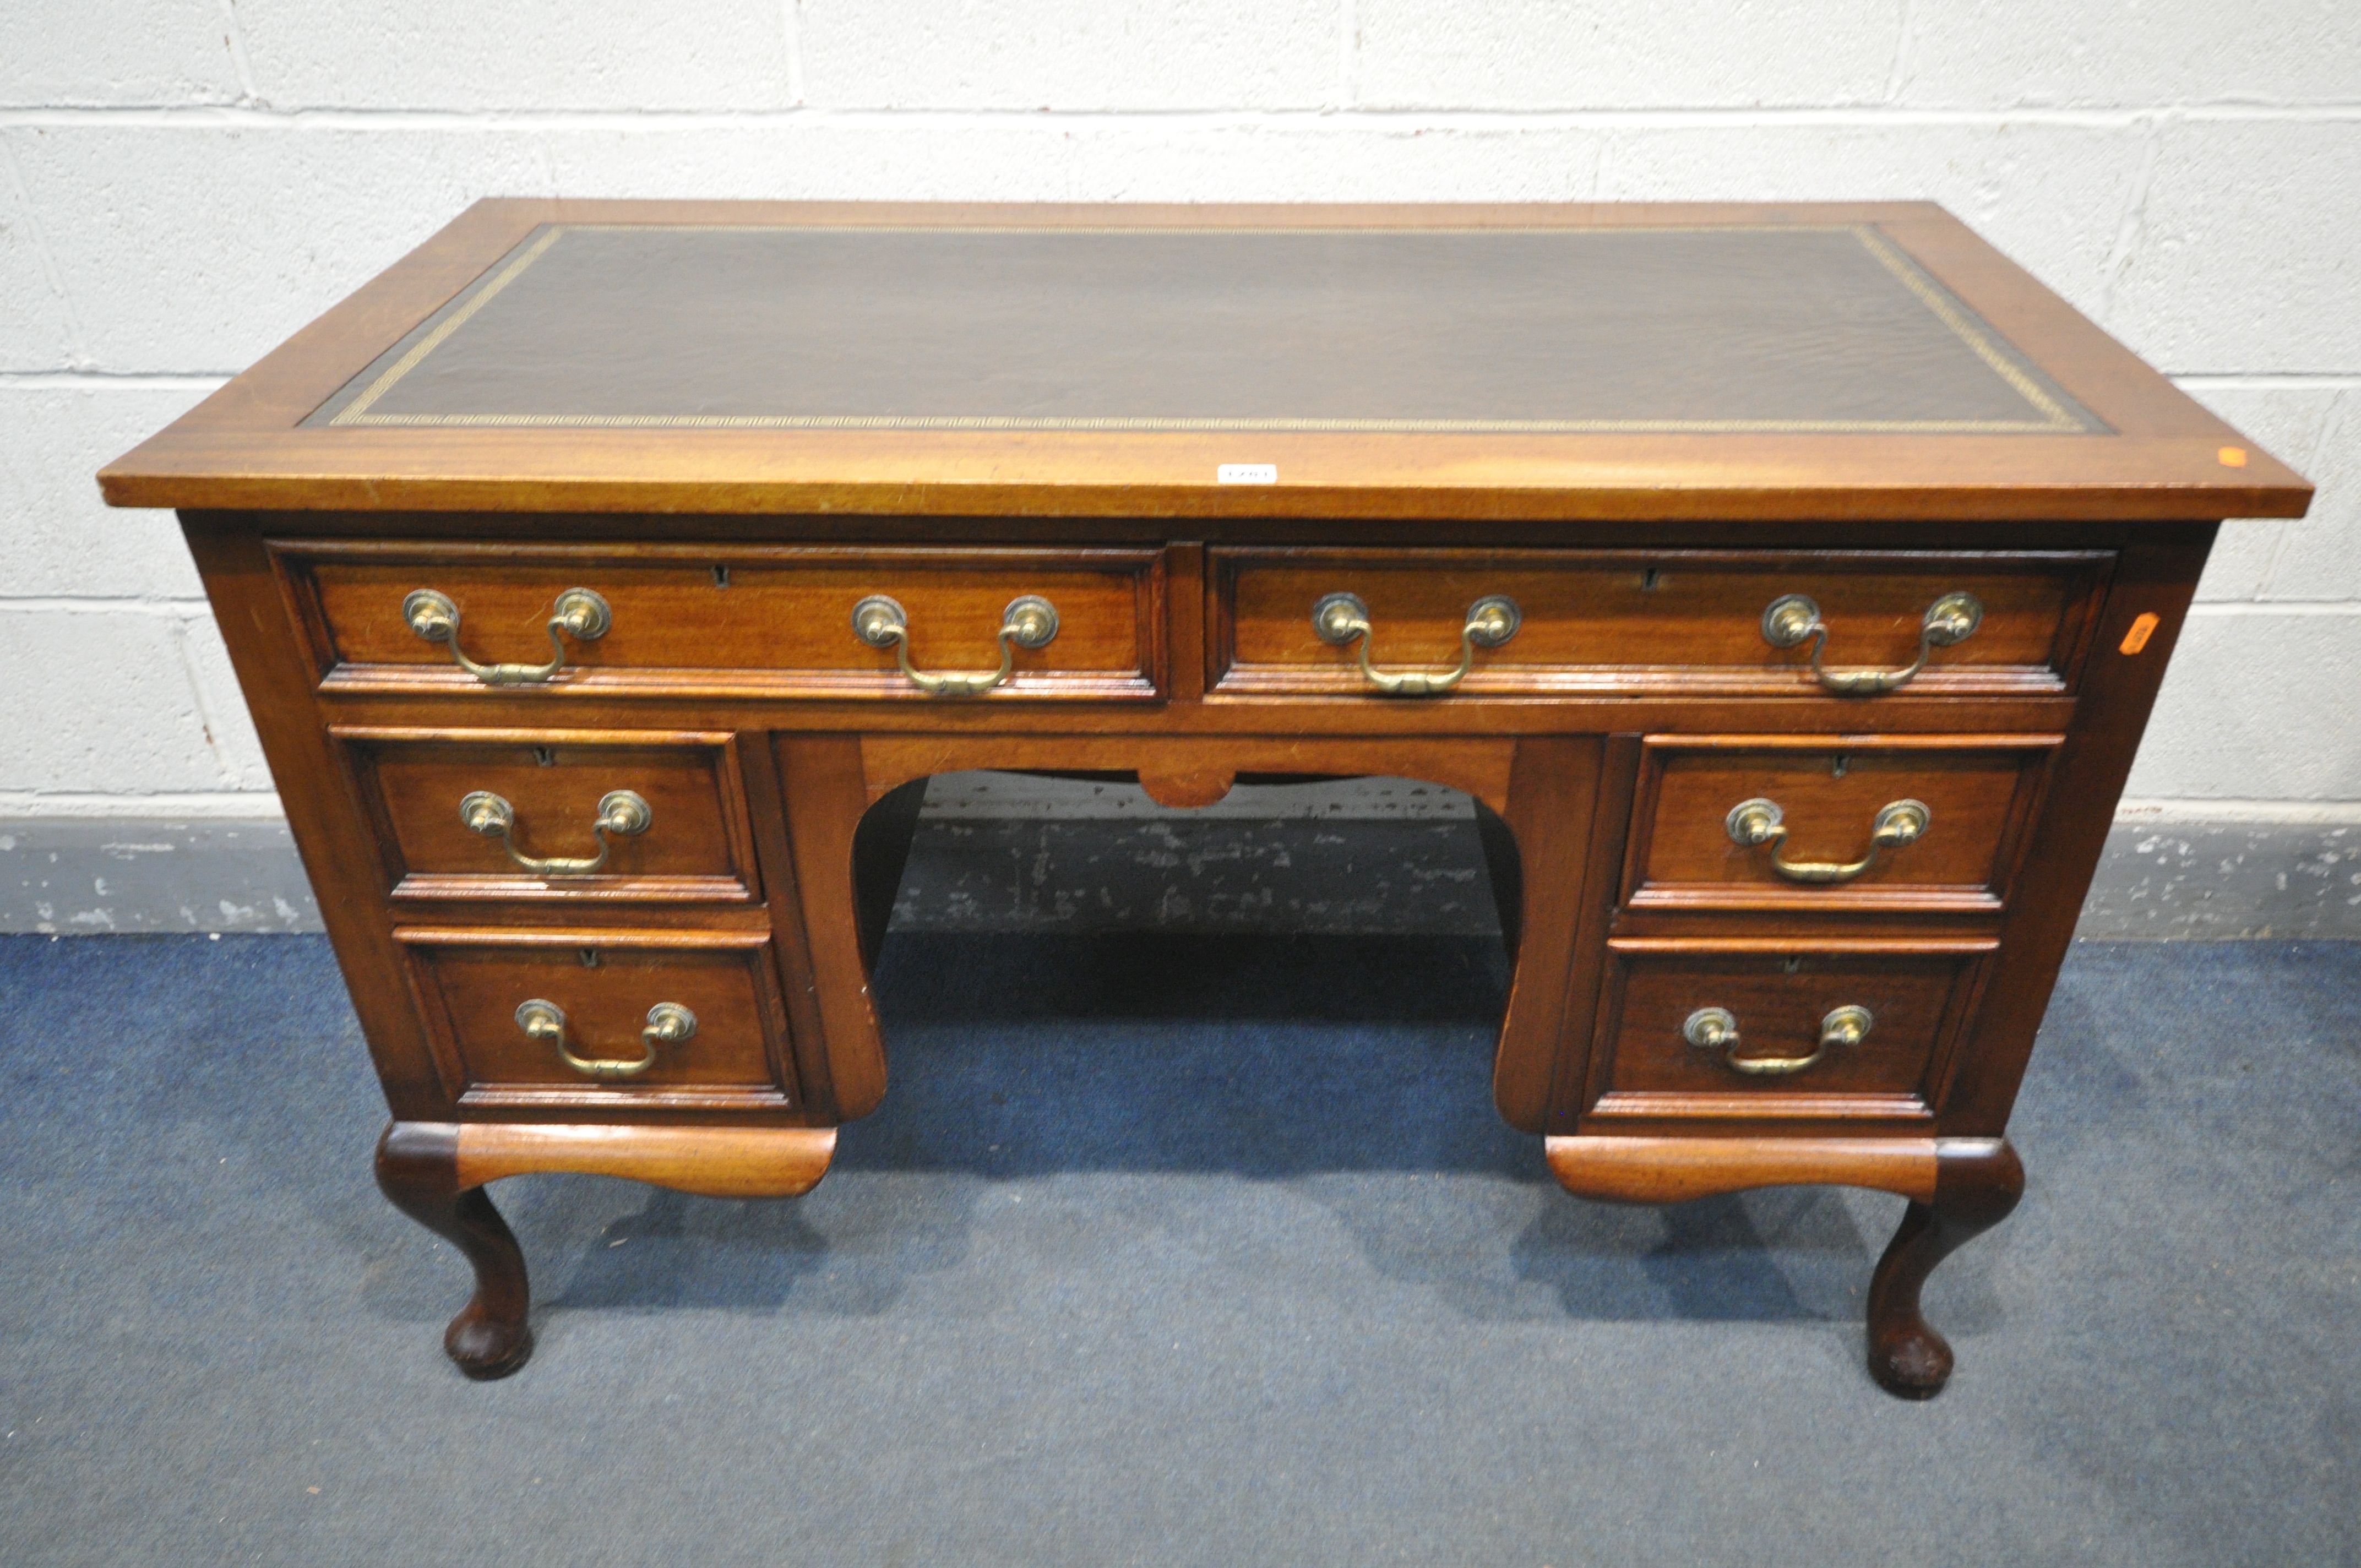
[102,200,2308,524]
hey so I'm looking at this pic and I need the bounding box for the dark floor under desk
[0,929,2355,1567]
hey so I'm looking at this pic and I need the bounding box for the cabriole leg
[1866,1137,2023,1400]
[374,1121,533,1380]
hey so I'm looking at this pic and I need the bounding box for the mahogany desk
[101,201,2310,1397]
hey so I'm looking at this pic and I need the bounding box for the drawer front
[1211,548,2110,697]
[401,932,797,1111]
[279,542,1163,700]
[1586,943,1990,1127]
[342,729,759,904]
[1624,736,2059,914]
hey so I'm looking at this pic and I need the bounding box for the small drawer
[400,930,797,1111]
[277,541,1163,700]
[1211,548,2110,698]
[1585,941,1992,1127]
[340,729,761,904]
[1623,736,2059,914]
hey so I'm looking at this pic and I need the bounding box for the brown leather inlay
[307,224,2101,434]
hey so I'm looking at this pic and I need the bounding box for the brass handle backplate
[1684,1003,1873,1077]
[1312,591,1521,696]
[460,789,651,876]
[1725,796,1930,884]
[852,594,1059,696]
[516,998,697,1082]
[1761,591,1982,695]
[404,587,611,686]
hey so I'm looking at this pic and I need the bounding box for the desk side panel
[179,513,452,1119]
[1936,531,2215,1133]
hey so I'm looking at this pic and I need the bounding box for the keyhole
[532,745,556,767]
[711,565,732,588]
[1639,568,1665,591]
[579,948,601,968]
[1831,754,1850,778]
[1783,956,1803,975]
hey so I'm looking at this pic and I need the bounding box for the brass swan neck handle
[404,587,611,686]
[1312,592,1521,696]
[852,594,1059,696]
[460,790,651,876]
[1761,591,1983,695]
[1685,1004,1873,1077]
[1726,797,1930,885]
[516,998,697,1082]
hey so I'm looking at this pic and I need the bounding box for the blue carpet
[0,933,2354,1566]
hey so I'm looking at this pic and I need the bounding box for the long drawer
[398,929,799,1113]
[275,541,1165,700]
[1211,548,2112,698]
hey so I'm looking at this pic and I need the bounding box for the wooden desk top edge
[99,199,2312,524]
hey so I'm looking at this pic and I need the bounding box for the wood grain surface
[129,202,2304,1392]
[1547,1133,1942,1205]
[338,728,759,903]
[1215,547,2109,696]
[455,1121,836,1199]
[280,540,1164,701]
[99,201,2311,521]
[398,929,798,1112]
[1587,943,1983,1121]
[1623,734,2061,914]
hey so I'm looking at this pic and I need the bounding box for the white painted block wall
[3,2,2358,833]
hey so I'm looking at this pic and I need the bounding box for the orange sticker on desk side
[2218,446,2248,467]
[2119,612,2160,654]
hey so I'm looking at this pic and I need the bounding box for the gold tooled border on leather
[330,226,564,426]
[323,224,2097,435]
